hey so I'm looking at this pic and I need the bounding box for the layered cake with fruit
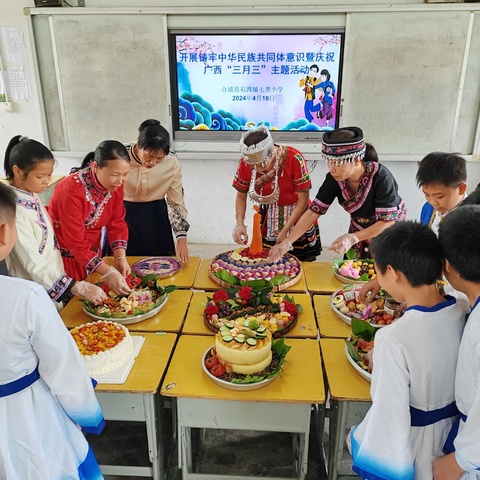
[70,320,134,376]
[204,286,301,337]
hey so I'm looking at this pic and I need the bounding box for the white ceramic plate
[330,287,384,328]
[345,344,372,382]
[332,268,369,285]
[82,294,168,325]
[202,347,278,391]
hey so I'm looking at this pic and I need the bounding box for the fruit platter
[209,247,302,292]
[80,273,177,325]
[203,285,302,338]
[331,284,399,327]
[202,338,291,391]
[345,319,377,382]
[332,249,376,284]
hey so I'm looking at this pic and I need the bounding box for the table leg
[144,393,163,480]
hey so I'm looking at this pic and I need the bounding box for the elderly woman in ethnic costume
[232,124,321,261]
[268,126,406,262]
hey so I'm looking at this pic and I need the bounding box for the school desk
[303,262,343,295]
[93,332,176,479]
[60,289,192,333]
[320,339,371,480]
[313,295,351,338]
[193,258,308,293]
[182,291,318,338]
[92,255,201,289]
[161,335,325,480]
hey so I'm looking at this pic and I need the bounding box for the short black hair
[309,64,319,72]
[416,152,467,188]
[0,182,16,224]
[459,187,480,207]
[439,205,480,282]
[137,119,170,156]
[371,221,442,287]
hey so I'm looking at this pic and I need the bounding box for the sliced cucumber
[222,335,233,342]
[243,319,250,327]
[219,325,229,332]
[256,326,267,333]
[225,322,235,329]
[234,335,245,343]
[220,329,231,337]
[246,338,257,346]
[255,333,267,339]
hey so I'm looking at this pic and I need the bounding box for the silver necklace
[248,147,281,205]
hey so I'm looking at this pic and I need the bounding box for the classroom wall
[1,0,480,249]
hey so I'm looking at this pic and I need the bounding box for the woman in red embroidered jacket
[48,140,132,295]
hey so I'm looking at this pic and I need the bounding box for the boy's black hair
[439,205,480,282]
[0,182,17,223]
[309,64,319,72]
[416,152,466,188]
[371,221,442,287]
[460,187,480,207]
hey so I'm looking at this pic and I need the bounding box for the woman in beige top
[124,119,190,263]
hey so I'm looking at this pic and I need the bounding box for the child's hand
[432,453,464,480]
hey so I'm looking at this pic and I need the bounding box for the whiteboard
[33,14,170,151]
[341,11,472,154]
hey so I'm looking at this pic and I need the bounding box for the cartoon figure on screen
[299,64,323,123]
[317,69,336,128]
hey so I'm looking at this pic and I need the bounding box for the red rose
[213,290,229,302]
[283,301,297,316]
[238,286,253,301]
[205,304,219,315]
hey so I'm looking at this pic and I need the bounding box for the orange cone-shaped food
[249,205,263,255]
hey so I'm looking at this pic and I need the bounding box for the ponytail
[364,143,378,163]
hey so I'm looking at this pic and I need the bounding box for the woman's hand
[114,257,131,277]
[329,233,359,255]
[233,224,248,245]
[71,281,108,305]
[267,239,293,262]
[101,266,132,296]
[176,238,189,264]
[433,453,464,480]
[357,278,381,304]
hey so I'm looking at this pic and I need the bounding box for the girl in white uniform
[0,183,105,479]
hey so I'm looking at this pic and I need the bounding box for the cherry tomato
[205,355,218,370]
[209,363,225,377]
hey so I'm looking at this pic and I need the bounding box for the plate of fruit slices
[332,258,376,285]
[330,286,394,327]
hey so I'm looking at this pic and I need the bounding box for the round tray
[330,287,384,328]
[333,268,370,285]
[345,344,372,382]
[81,294,168,326]
[208,250,303,292]
[202,347,278,391]
[203,314,296,338]
[131,256,181,279]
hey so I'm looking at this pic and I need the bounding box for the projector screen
[169,31,344,142]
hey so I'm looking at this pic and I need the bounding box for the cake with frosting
[70,320,134,376]
[214,321,273,374]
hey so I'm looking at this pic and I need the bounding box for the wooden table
[193,258,308,293]
[92,255,201,289]
[161,335,325,480]
[60,289,192,333]
[320,339,371,480]
[313,295,351,338]
[182,291,318,338]
[93,332,177,479]
[303,262,343,294]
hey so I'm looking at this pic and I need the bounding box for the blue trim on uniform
[90,377,98,389]
[0,367,40,397]
[419,202,435,225]
[471,296,480,312]
[406,295,455,313]
[443,414,468,454]
[78,446,103,480]
[410,401,459,427]
[82,418,106,435]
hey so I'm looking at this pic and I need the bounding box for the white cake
[70,320,134,376]
[214,323,272,375]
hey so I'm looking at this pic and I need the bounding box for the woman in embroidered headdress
[268,126,406,261]
[3,135,107,309]
[123,119,190,263]
[48,140,132,295]
[233,125,321,261]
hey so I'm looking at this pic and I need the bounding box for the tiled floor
[98,243,335,480]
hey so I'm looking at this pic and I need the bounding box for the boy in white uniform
[350,221,468,480]
[434,205,480,480]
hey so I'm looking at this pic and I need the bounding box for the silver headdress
[239,125,275,167]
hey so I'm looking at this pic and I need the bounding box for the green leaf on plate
[240,279,267,289]
[358,273,370,281]
[345,340,361,362]
[351,318,377,342]
[268,275,290,287]
[345,249,357,260]
[216,270,240,285]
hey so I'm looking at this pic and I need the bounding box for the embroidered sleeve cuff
[48,275,75,303]
[86,256,104,277]
[110,240,128,251]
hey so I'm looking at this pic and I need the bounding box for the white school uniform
[0,276,104,479]
[351,296,468,480]
[454,297,480,479]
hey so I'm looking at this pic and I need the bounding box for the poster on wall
[171,33,344,135]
